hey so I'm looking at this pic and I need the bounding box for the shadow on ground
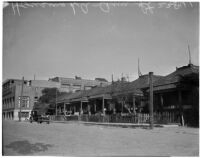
[5,140,53,155]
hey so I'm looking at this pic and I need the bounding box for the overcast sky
[3,2,199,82]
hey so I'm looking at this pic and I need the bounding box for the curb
[51,120,180,128]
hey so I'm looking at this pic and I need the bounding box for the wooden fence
[49,112,180,124]
[153,112,180,124]
[49,115,79,121]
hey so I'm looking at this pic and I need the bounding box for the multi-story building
[2,79,60,120]
[2,77,110,121]
[49,76,111,93]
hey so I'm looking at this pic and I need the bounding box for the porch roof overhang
[146,83,177,92]
[81,97,89,102]
[56,100,65,104]
[111,89,143,97]
[71,98,82,102]
[88,93,112,99]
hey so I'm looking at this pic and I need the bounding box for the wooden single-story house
[145,64,199,126]
[54,64,198,126]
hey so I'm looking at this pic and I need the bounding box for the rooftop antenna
[126,74,129,82]
[188,45,192,65]
[138,58,142,77]
[111,74,114,83]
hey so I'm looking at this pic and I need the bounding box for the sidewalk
[51,120,180,128]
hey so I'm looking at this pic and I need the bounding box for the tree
[39,88,69,103]
[39,88,56,103]
[34,88,69,115]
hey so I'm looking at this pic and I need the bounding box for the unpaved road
[2,120,199,156]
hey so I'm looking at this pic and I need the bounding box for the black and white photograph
[2,1,199,156]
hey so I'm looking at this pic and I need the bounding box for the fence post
[137,113,140,124]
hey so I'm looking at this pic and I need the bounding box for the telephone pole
[188,45,192,65]
[56,88,57,116]
[19,76,24,122]
[138,58,142,77]
[149,72,154,129]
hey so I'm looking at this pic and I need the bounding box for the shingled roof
[57,91,83,103]
[56,74,164,103]
[129,74,164,89]
[153,64,199,87]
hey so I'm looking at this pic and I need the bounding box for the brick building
[2,79,60,120]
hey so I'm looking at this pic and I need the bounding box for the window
[61,84,70,89]
[18,112,29,118]
[34,96,38,102]
[6,98,9,108]
[18,96,30,108]
[73,85,81,90]
[12,97,15,107]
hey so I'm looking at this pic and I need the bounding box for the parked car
[29,110,50,124]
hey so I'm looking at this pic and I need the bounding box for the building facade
[49,76,111,93]
[2,79,60,120]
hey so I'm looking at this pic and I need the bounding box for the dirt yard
[2,120,199,156]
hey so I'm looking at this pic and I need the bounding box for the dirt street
[2,120,199,156]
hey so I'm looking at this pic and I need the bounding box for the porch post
[102,96,105,115]
[56,104,57,116]
[178,90,184,126]
[74,105,76,113]
[121,98,123,113]
[94,102,96,113]
[80,101,82,114]
[133,95,136,114]
[178,90,182,110]
[113,103,116,114]
[64,102,66,115]
[160,94,164,112]
[59,105,61,114]
[88,104,91,115]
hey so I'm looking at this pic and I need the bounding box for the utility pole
[138,58,142,77]
[19,76,24,122]
[149,72,154,129]
[111,74,114,84]
[188,45,192,65]
[56,88,57,116]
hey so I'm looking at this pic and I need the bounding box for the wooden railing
[153,112,180,124]
[49,112,180,124]
[49,115,79,121]
[80,114,150,124]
